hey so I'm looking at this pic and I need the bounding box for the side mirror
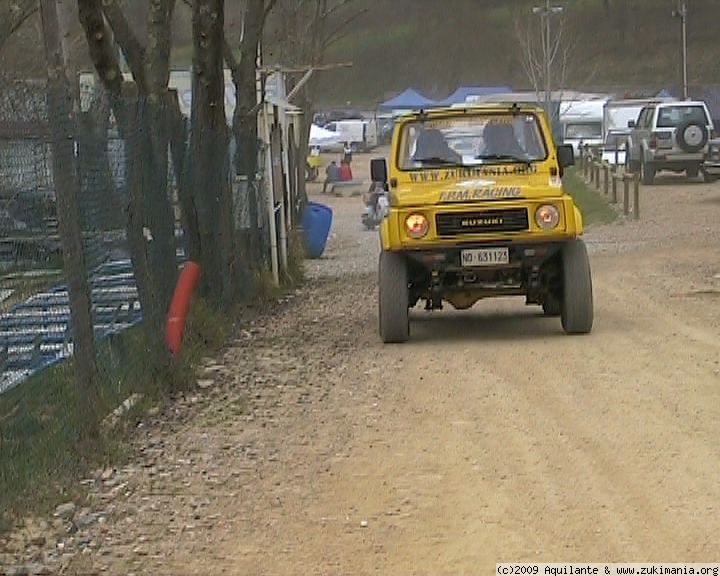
[627,120,636,128]
[370,157,388,184]
[557,144,575,170]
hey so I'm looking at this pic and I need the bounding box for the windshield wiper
[475,154,532,166]
[413,156,463,166]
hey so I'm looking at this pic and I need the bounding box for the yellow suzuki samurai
[370,103,593,343]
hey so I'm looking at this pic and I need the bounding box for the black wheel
[640,157,655,185]
[379,251,409,343]
[676,121,708,153]
[560,239,594,335]
[542,295,561,317]
[687,164,700,179]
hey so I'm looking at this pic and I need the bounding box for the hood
[391,172,564,207]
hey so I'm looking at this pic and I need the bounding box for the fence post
[611,172,618,203]
[594,162,601,190]
[583,146,590,179]
[633,173,640,220]
[623,174,630,216]
[603,163,609,195]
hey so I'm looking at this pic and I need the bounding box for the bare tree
[514,7,574,117]
[39,0,101,438]
[189,0,236,304]
[77,0,181,364]
[269,0,364,214]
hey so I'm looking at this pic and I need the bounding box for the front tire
[379,251,409,343]
[560,239,594,335]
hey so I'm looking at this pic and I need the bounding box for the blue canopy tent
[379,88,438,111]
[436,86,512,106]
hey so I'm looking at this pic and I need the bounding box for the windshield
[656,105,709,128]
[564,122,602,139]
[397,113,548,170]
[604,131,629,147]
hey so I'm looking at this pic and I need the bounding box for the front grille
[436,208,529,236]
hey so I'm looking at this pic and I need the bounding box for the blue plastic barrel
[302,201,333,259]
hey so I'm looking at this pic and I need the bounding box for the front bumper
[404,240,568,271]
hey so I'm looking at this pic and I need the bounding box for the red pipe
[165,261,201,356]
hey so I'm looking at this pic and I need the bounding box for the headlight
[535,205,560,230]
[405,213,429,239]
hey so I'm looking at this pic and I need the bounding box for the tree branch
[77,0,124,96]
[321,8,367,51]
[100,0,147,92]
[0,0,37,53]
[146,0,176,98]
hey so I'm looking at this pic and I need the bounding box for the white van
[559,99,607,157]
[324,119,378,151]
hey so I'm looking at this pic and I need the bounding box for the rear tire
[379,251,409,343]
[560,239,594,335]
[703,169,719,183]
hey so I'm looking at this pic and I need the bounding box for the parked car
[600,128,631,166]
[625,100,715,184]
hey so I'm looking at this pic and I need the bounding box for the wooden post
[611,173,618,203]
[594,162,601,190]
[633,173,640,220]
[583,147,589,179]
[603,163,609,195]
[623,174,630,216]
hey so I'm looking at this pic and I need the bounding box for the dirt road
[3,169,720,575]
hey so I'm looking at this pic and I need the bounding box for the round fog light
[405,213,429,239]
[535,205,560,230]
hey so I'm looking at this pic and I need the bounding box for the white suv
[625,100,714,184]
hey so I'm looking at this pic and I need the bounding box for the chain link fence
[0,76,275,395]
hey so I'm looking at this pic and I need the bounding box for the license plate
[461,247,509,267]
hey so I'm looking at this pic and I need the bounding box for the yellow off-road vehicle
[370,103,593,343]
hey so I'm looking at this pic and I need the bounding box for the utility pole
[673,0,688,100]
[532,0,564,116]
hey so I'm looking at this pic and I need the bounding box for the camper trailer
[559,99,607,157]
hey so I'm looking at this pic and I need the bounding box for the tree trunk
[232,0,263,266]
[56,0,80,104]
[190,0,233,304]
[40,0,101,438]
[145,0,179,321]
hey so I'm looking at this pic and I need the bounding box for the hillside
[2,0,719,107]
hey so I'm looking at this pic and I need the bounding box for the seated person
[411,128,462,165]
[322,160,341,193]
[478,122,527,159]
[339,159,353,181]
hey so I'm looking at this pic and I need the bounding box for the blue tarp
[436,86,512,106]
[379,88,438,110]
